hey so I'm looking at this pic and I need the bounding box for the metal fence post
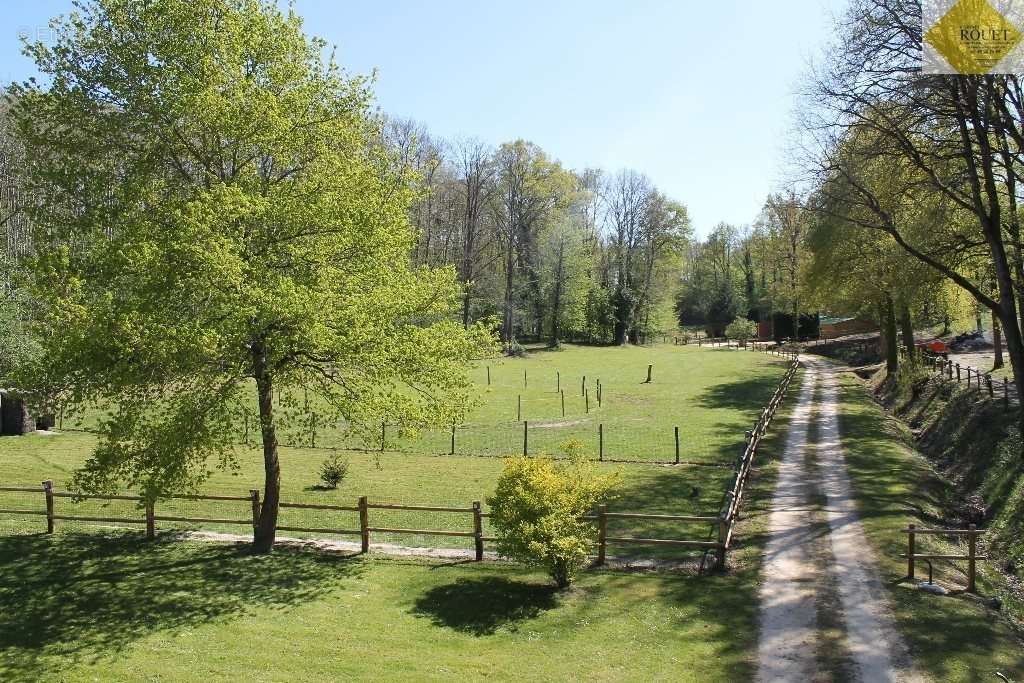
[598,423,604,461]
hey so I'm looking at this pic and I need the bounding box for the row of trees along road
[0,0,691,552]
[796,0,1024,432]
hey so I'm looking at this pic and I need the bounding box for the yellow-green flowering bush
[487,449,619,588]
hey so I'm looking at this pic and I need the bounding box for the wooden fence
[902,523,986,592]
[1,483,725,564]
[714,357,800,569]
[920,353,1013,411]
[2,358,801,570]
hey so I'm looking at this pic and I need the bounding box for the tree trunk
[899,301,915,362]
[993,310,1004,370]
[883,294,898,373]
[549,240,565,348]
[502,244,516,351]
[252,341,281,554]
[461,288,472,329]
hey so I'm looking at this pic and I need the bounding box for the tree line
[788,0,1024,430]
[381,121,691,350]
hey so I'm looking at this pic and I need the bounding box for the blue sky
[0,0,848,236]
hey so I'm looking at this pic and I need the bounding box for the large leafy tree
[9,0,493,552]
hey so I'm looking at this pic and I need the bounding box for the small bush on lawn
[318,453,349,489]
[725,317,757,347]
[487,452,620,588]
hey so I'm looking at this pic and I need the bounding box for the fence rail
[713,357,800,568]
[1,482,728,564]
[901,523,986,592]
[919,353,1013,410]
[4,355,800,571]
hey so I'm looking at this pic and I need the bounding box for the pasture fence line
[901,523,987,593]
[0,482,723,565]
[2,358,801,571]
[916,351,1013,411]
[712,356,800,570]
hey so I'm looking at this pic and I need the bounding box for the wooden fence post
[599,423,604,461]
[473,501,483,561]
[523,421,528,456]
[524,369,527,389]
[645,364,653,383]
[42,480,54,534]
[582,375,586,396]
[359,496,369,553]
[967,523,977,593]
[517,394,522,422]
[250,489,261,539]
[715,516,728,570]
[674,426,680,464]
[585,389,590,414]
[146,499,155,540]
[487,365,490,385]
[380,422,386,452]
[561,390,565,417]
[557,371,560,393]
[450,421,456,455]
[597,504,607,565]
[986,375,994,398]
[907,523,915,580]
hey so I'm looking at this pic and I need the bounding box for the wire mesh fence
[2,356,800,570]
[57,347,794,468]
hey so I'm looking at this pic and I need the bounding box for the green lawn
[63,342,791,464]
[834,367,1024,681]
[0,533,755,683]
[2,344,788,558]
[0,365,803,683]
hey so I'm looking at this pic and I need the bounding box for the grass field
[63,342,790,463]
[2,344,789,557]
[0,349,803,683]
[0,533,755,683]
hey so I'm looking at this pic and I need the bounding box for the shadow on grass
[695,372,787,413]
[412,576,559,635]
[0,531,360,680]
